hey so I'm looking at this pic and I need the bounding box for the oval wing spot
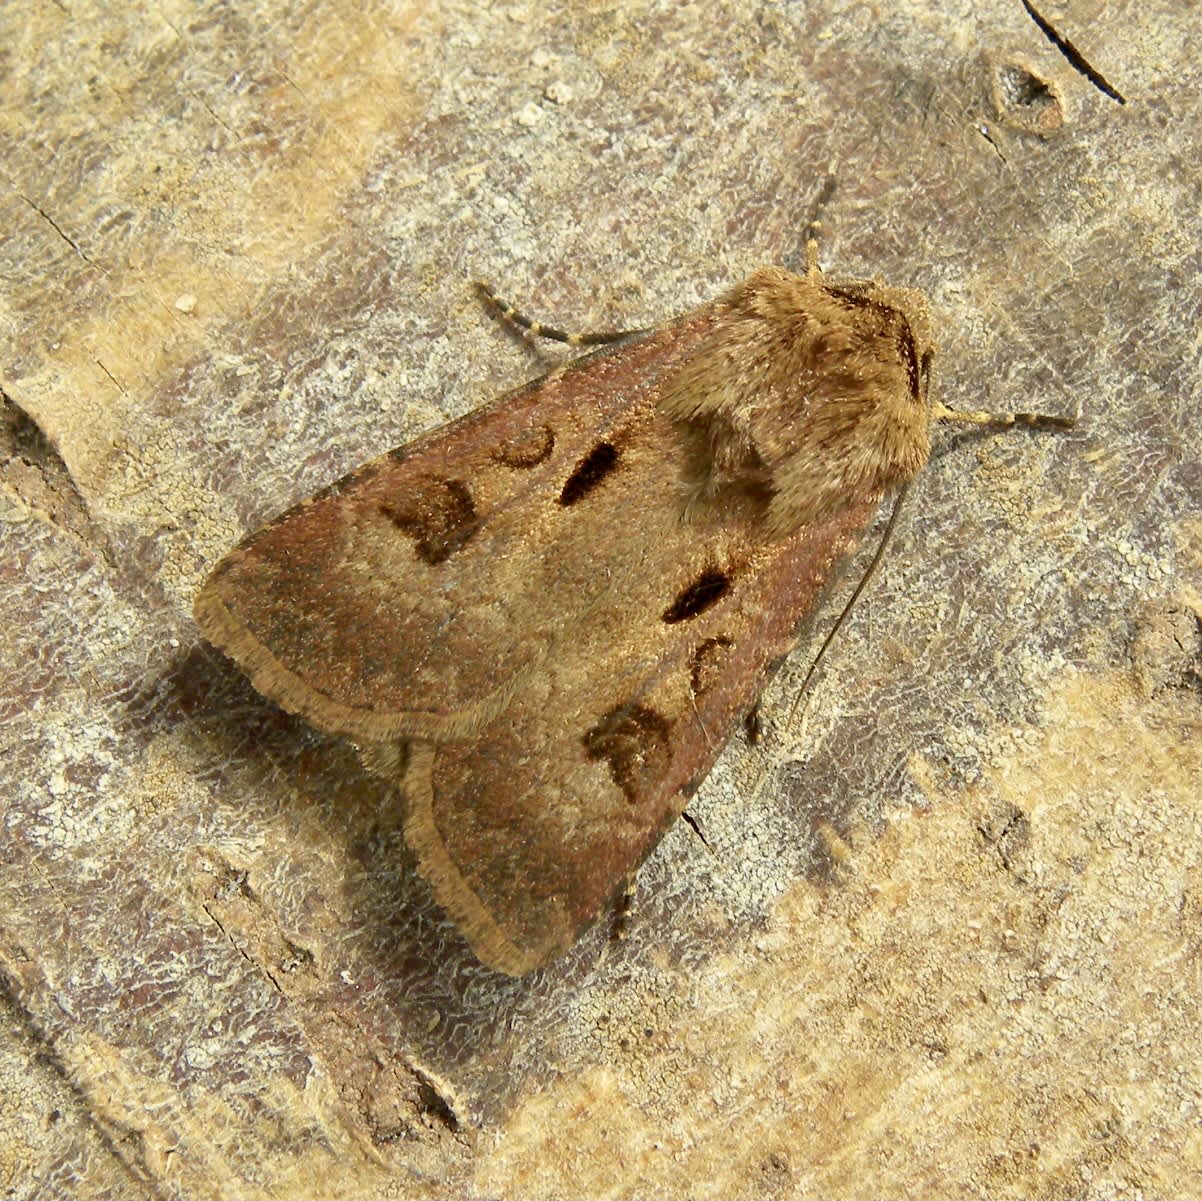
[663,569,730,624]
[583,703,672,804]
[493,423,556,469]
[559,442,619,505]
[379,477,480,565]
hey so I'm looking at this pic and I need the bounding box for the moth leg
[681,811,713,851]
[803,174,837,278]
[933,401,1076,432]
[608,807,715,946]
[743,704,763,745]
[609,878,638,943]
[475,281,647,346]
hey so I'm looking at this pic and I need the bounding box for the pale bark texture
[2,0,1199,1196]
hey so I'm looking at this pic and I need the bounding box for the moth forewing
[195,263,940,974]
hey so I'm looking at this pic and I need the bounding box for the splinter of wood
[1019,0,1126,105]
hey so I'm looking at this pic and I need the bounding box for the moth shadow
[164,642,569,1066]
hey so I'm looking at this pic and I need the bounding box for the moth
[195,249,1069,975]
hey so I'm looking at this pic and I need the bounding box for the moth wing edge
[401,742,571,976]
[193,583,536,743]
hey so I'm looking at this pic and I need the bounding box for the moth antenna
[932,400,1076,432]
[475,280,644,346]
[773,405,1071,743]
[777,404,1071,738]
[783,481,912,733]
[803,174,837,278]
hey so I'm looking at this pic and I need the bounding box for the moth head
[659,266,937,538]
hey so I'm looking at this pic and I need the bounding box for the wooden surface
[2,0,1200,1196]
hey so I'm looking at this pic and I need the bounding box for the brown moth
[194,255,1067,975]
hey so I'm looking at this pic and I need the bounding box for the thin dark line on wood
[1019,0,1127,105]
